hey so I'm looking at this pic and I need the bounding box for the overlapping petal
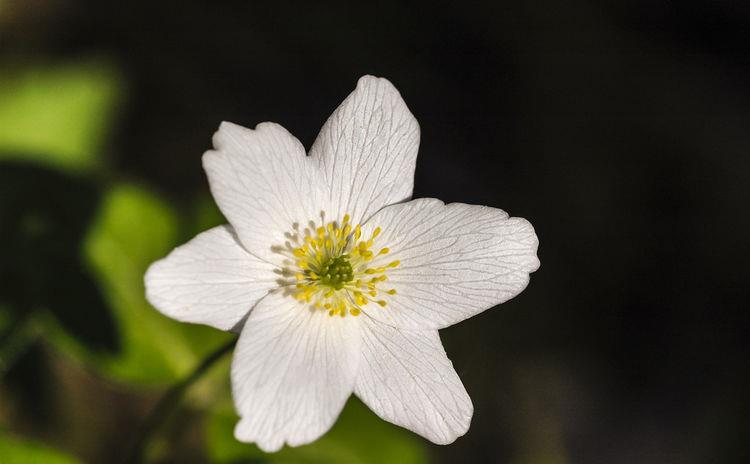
[203,122,327,264]
[354,317,472,444]
[360,198,540,330]
[232,291,360,452]
[309,75,420,226]
[145,225,277,331]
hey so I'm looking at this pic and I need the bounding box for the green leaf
[0,60,122,173]
[0,431,82,464]
[206,397,428,464]
[50,183,231,385]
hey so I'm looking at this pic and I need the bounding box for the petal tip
[142,259,161,304]
[356,73,392,87]
[512,216,541,272]
[234,419,284,453]
[354,75,411,104]
[427,399,474,445]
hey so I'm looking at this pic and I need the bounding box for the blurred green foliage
[0,61,121,174]
[72,184,231,384]
[0,431,82,464]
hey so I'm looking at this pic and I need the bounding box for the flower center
[283,214,399,317]
[318,255,354,290]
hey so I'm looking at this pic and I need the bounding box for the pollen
[283,214,398,317]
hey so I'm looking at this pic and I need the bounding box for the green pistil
[318,255,354,290]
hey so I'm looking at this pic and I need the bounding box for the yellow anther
[286,214,397,319]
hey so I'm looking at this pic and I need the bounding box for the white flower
[144,76,539,452]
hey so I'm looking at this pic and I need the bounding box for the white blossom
[145,76,540,452]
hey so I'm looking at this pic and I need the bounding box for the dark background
[1,1,749,463]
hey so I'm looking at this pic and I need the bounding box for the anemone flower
[145,75,540,452]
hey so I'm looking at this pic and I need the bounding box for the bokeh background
[1,1,749,463]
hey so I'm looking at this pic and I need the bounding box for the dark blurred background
[1,1,749,463]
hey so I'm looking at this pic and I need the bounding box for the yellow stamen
[283,213,399,319]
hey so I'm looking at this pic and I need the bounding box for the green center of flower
[318,255,354,290]
[286,213,400,317]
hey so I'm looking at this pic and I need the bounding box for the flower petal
[309,75,420,226]
[145,225,277,331]
[362,198,540,329]
[232,291,360,452]
[203,121,326,264]
[354,318,472,444]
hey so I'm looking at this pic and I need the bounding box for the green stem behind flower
[121,337,237,464]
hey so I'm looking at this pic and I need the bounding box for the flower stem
[122,337,237,464]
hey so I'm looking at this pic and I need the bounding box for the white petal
[232,291,360,452]
[354,318,472,444]
[145,225,277,331]
[309,75,420,226]
[203,121,327,264]
[362,198,540,329]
